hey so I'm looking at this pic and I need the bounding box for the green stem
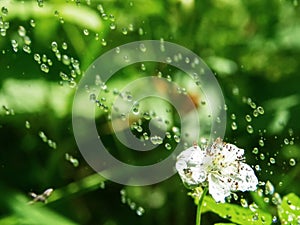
[196,187,208,225]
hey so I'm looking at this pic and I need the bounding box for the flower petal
[219,162,258,192]
[208,173,231,203]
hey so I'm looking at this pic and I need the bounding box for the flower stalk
[196,187,208,225]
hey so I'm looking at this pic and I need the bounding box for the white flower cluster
[176,138,258,203]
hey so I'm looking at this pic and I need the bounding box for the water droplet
[1,6,8,15]
[271,193,282,205]
[258,139,264,147]
[255,164,261,171]
[174,135,180,143]
[232,86,239,96]
[284,138,289,145]
[138,27,144,35]
[83,29,89,36]
[269,157,276,164]
[18,26,26,37]
[246,125,254,134]
[289,158,296,166]
[11,39,18,52]
[136,206,145,216]
[65,153,79,167]
[33,53,41,63]
[101,38,107,46]
[101,13,108,20]
[139,43,147,52]
[260,153,265,160]
[40,64,49,73]
[231,114,236,120]
[140,63,146,71]
[62,42,68,50]
[253,109,259,117]
[29,19,36,27]
[110,22,116,30]
[165,143,172,150]
[128,23,134,31]
[25,121,31,129]
[23,45,31,54]
[249,203,258,212]
[150,135,163,145]
[252,147,259,154]
[245,114,252,122]
[39,131,48,142]
[62,54,71,65]
[37,0,44,7]
[129,201,136,210]
[51,42,58,52]
[250,102,256,109]
[240,198,248,207]
[143,112,151,120]
[109,14,115,22]
[122,27,128,35]
[265,180,275,195]
[257,106,264,115]
[231,121,237,130]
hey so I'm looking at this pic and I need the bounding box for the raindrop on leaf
[289,158,296,166]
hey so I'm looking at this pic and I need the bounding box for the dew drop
[18,26,26,37]
[255,164,261,171]
[1,6,8,15]
[138,27,144,35]
[240,198,248,208]
[62,42,68,50]
[269,157,276,164]
[258,139,264,147]
[245,114,252,122]
[30,19,36,27]
[83,29,89,36]
[289,158,296,166]
[37,0,44,7]
[231,113,236,120]
[38,131,48,142]
[136,206,145,216]
[51,41,58,52]
[140,63,146,71]
[246,125,254,134]
[232,86,239,96]
[257,106,264,115]
[62,54,71,65]
[122,27,128,35]
[259,153,265,160]
[150,135,163,145]
[231,121,238,130]
[265,180,275,195]
[271,193,282,205]
[101,38,107,46]
[109,22,116,30]
[174,135,180,143]
[40,64,49,73]
[139,43,147,52]
[23,45,31,54]
[129,201,136,210]
[253,109,259,117]
[284,138,289,145]
[60,72,69,81]
[25,121,31,129]
[165,143,172,150]
[33,53,41,63]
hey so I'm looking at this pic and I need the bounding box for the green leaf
[278,193,300,224]
[202,196,272,225]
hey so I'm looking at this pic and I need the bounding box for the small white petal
[208,174,231,203]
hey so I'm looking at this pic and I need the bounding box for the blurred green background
[0,0,299,224]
